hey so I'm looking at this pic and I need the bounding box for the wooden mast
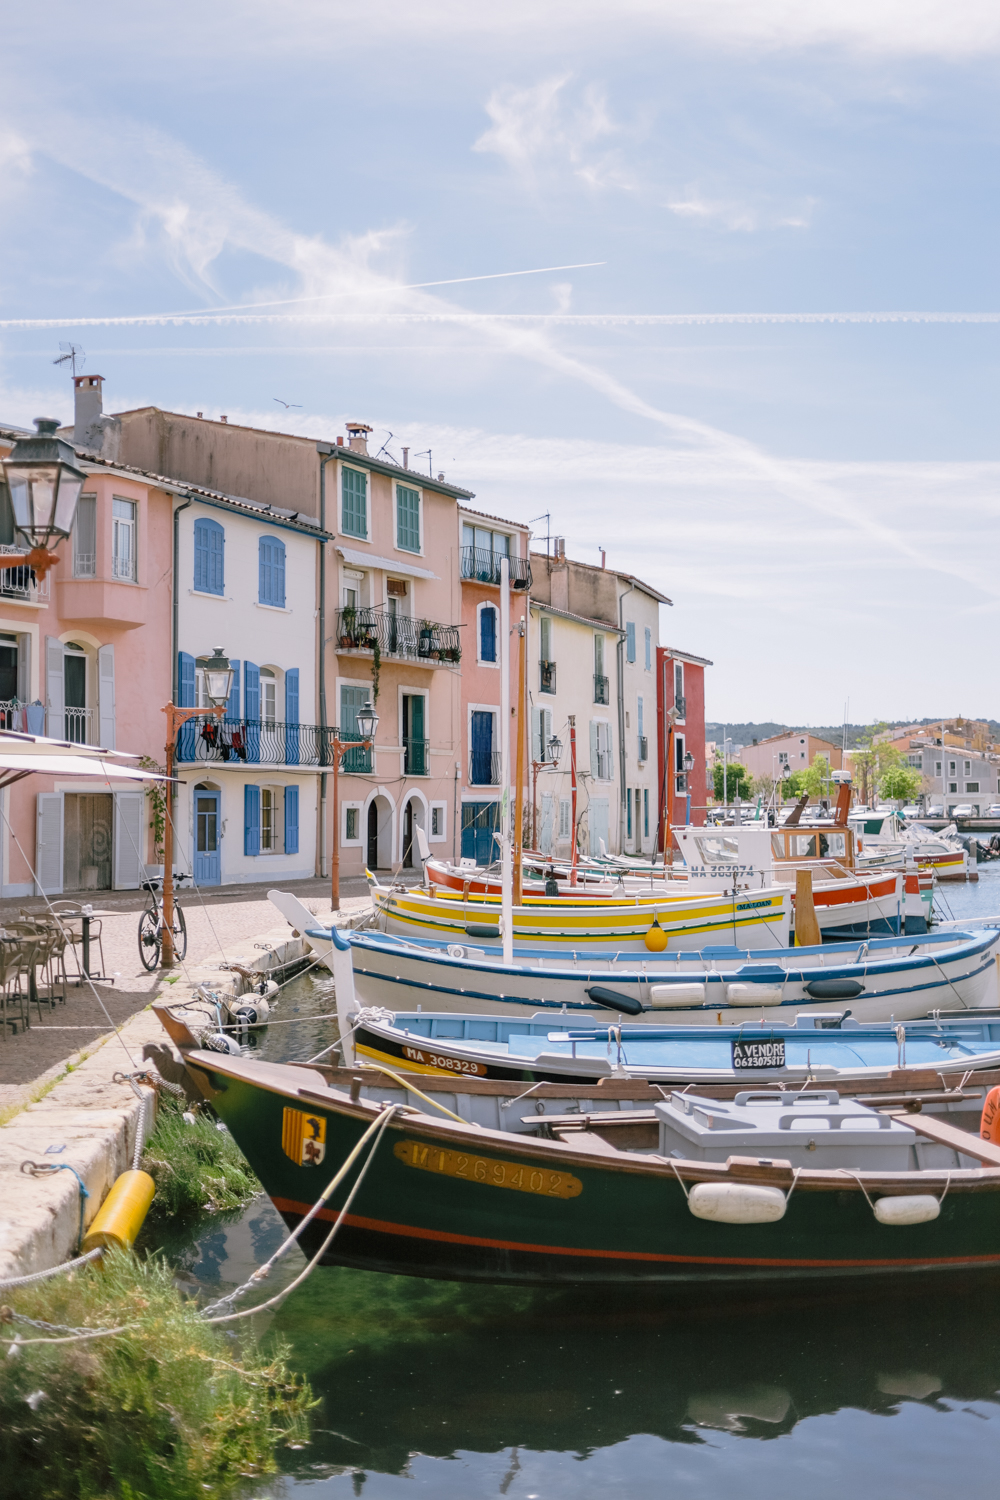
[513,614,526,905]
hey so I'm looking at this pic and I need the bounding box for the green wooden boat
[164,1003,1000,1287]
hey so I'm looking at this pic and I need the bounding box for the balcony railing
[404,737,429,775]
[460,547,532,589]
[0,700,44,733]
[470,749,501,786]
[335,606,461,664]
[0,547,50,602]
[594,673,609,704]
[539,660,557,695]
[176,715,340,767]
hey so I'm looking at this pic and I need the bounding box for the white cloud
[474,76,631,190]
[666,192,817,232]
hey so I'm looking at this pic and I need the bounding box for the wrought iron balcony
[176,715,340,768]
[593,673,609,704]
[404,737,429,776]
[335,606,461,664]
[0,547,49,603]
[539,660,557,695]
[470,749,501,786]
[460,547,532,589]
[0,700,44,734]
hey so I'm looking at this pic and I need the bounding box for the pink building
[457,505,532,862]
[0,400,173,896]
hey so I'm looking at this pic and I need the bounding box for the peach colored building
[738,731,843,785]
[0,409,174,896]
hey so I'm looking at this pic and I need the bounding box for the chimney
[73,374,120,460]
[402,447,409,469]
[220,415,228,423]
[550,536,569,610]
[599,546,606,569]
[346,421,372,454]
[553,536,566,560]
[74,374,104,446]
[336,435,344,446]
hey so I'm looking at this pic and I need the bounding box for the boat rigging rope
[202,1103,400,1324]
[355,1061,481,1126]
[0,1247,103,1293]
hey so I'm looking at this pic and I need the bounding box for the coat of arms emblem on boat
[282,1107,327,1166]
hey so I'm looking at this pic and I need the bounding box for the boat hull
[186,1052,1000,1286]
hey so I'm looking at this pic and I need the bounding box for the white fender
[725,985,784,1007]
[873,1195,941,1226]
[649,984,707,1008]
[687,1182,787,1224]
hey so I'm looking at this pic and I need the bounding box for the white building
[173,491,327,886]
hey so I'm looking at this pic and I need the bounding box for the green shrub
[143,1095,261,1220]
[0,1248,314,1500]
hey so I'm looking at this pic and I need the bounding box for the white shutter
[531,707,541,763]
[35,793,63,894]
[97,645,116,749]
[113,791,145,889]
[16,633,30,702]
[45,636,64,739]
[539,793,554,854]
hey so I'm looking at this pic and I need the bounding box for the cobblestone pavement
[0,875,372,1095]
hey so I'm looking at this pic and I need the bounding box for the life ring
[981,1085,1000,1143]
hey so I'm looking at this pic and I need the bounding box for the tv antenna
[413,449,432,476]
[374,430,396,462]
[53,342,85,377]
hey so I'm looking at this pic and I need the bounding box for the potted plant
[418,621,434,657]
[340,604,358,647]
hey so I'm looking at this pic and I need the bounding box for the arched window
[194,517,225,595]
[258,535,286,608]
[479,604,497,663]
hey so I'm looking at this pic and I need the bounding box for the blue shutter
[258,538,270,604]
[194,518,224,595]
[177,652,196,760]
[480,606,496,662]
[242,663,257,762]
[284,785,299,854]
[626,622,636,663]
[274,540,285,608]
[284,668,299,765]
[226,659,240,721]
[244,784,260,856]
[644,626,651,670]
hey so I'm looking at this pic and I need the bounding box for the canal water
[159,869,1000,1498]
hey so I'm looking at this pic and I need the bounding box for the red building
[656,646,712,842]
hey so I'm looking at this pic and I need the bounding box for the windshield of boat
[693,835,741,863]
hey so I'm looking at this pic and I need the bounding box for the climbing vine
[370,636,381,704]
[138,754,167,862]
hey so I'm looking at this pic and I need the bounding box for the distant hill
[705,719,1000,752]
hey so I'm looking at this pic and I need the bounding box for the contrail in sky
[0,309,997,330]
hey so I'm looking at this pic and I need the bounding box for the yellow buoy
[644,916,668,953]
[82,1170,156,1255]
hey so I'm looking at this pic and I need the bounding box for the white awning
[336,546,438,581]
[0,732,139,759]
[0,755,170,780]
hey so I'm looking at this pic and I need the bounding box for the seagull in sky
[273,398,302,409]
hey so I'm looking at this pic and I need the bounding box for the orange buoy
[981,1086,1000,1143]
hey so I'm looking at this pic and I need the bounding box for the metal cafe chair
[49,903,105,985]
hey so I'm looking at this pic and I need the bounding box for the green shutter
[396,484,420,552]
[342,468,367,538]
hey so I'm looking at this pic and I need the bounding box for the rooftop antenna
[413,448,432,476]
[374,430,396,462]
[528,512,551,555]
[53,342,85,377]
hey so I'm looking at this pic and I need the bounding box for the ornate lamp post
[682,749,696,825]
[331,701,378,912]
[160,648,235,967]
[1,418,86,578]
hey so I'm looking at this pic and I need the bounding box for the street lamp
[158,648,234,968]
[683,750,695,775]
[331,702,379,911]
[1,418,86,576]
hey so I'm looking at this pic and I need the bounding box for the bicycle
[137,873,189,970]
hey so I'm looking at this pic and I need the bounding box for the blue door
[461,801,500,865]
[193,789,221,886]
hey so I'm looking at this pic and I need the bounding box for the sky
[1,1,999,727]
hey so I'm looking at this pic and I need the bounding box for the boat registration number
[394,1139,583,1198]
[731,1038,786,1070]
[688,864,757,878]
[401,1045,487,1077]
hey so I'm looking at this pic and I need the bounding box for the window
[559,798,571,838]
[674,662,684,712]
[194,517,225,595]
[540,616,552,660]
[643,788,649,838]
[627,789,633,840]
[949,760,957,775]
[594,721,613,780]
[64,643,87,744]
[644,626,651,670]
[964,760,972,776]
[73,494,96,577]
[431,805,444,837]
[340,685,374,771]
[260,787,284,852]
[258,536,286,607]
[533,707,553,763]
[342,468,367,538]
[637,696,644,742]
[112,498,136,580]
[396,484,420,552]
[261,670,277,726]
[635,785,641,841]
[346,807,359,841]
[539,616,555,693]
[936,761,942,775]
[907,754,921,767]
[461,523,511,580]
[594,635,604,675]
[626,622,636,663]
[479,604,497,662]
[949,782,958,793]
[967,782,980,793]
[778,751,789,764]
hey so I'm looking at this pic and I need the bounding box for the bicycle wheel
[172,904,188,963]
[138,906,161,970]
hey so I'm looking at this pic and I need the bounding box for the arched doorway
[367,801,379,870]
